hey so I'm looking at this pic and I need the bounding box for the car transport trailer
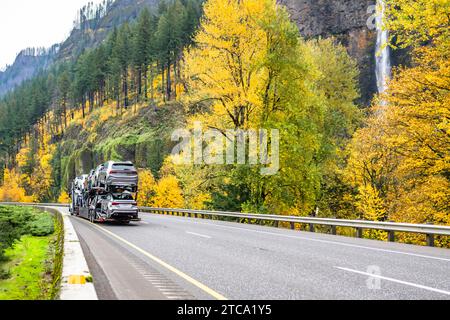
[70,163,141,224]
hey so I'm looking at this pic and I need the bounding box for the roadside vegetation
[0,206,62,300]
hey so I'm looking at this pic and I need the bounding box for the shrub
[0,268,10,280]
[0,206,34,261]
[29,213,54,237]
[0,207,54,262]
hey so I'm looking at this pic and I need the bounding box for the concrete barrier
[41,207,98,300]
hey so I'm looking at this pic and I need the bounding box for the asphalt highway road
[58,208,450,300]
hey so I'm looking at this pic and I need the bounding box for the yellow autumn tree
[184,0,286,130]
[385,0,450,51]
[29,132,55,202]
[152,175,184,209]
[137,169,156,206]
[0,168,34,203]
[160,157,213,210]
[345,0,450,246]
[181,0,360,215]
[58,191,70,204]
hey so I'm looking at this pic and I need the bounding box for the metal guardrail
[139,207,450,247]
[2,202,449,247]
[0,202,70,208]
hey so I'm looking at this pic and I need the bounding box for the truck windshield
[112,164,134,170]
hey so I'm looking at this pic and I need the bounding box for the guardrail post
[309,223,315,233]
[426,223,435,247]
[356,228,363,238]
[290,222,295,230]
[387,221,395,242]
[388,230,395,242]
[331,225,337,235]
[426,233,435,247]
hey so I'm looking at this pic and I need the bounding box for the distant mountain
[0,0,160,97]
[0,46,59,97]
[58,0,160,61]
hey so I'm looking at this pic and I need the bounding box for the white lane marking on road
[336,267,450,296]
[140,221,149,225]
[186,231,211,239]
[81,220,227,300]
[143,214,450,263]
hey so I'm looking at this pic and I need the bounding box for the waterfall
[375,0,391,94]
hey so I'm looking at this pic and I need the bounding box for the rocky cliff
[0,46,59,97]
[58,0,160,61]
[280,0,377,105]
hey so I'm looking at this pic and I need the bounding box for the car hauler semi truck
[70,162,140,224]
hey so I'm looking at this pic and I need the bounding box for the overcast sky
[0,0,103,70]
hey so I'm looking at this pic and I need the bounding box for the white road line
[336,267,450,296]
[144,214,450,263]
[186,231,212,239]
[140,221,149,225]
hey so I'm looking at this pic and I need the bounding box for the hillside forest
[0,0,448,246]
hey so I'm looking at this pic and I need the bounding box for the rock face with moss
[54,103,185,192]
[280,0,377,104]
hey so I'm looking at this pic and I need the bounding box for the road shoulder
[50,207,98,300]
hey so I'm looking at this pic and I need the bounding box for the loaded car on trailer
[69,175,86,215]
[99,192,139,224]
[96,161,138,193]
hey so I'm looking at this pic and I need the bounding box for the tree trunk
[63,101,67,129]
[166,59,171,101]
[138,66,142,102]
[99,84,104,107]
[150,66,154,101]
[123,71,129,108]
[82,97,86,119]
[161,65,166,102]
[89,92,94,113]
[173,59,177,100]
[144,65,149,101]
[116,92,120,116]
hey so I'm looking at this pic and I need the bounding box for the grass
[0,235,53,300]
[0,207,60,300]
